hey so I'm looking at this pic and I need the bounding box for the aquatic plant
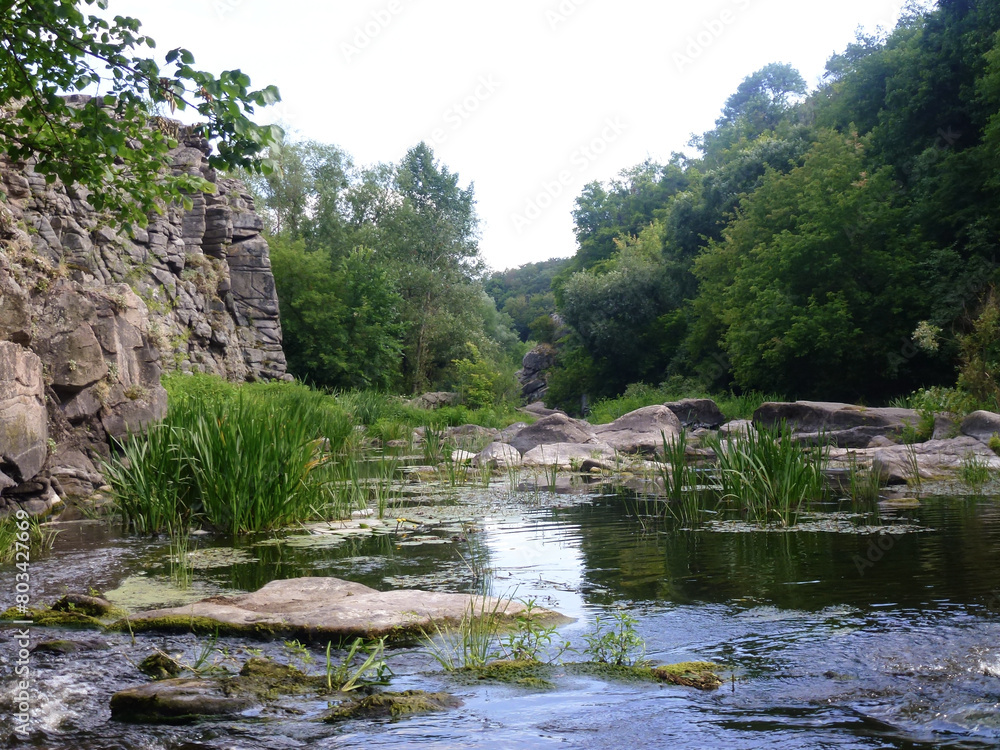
[847,455,882,503]
[499,599,570,664]
[421,597,507,671]
[108,381,357,536]
[904,443,922,492]
[708,422,827,526]
[960,452,992,490]
[325,637,392,692]
[0,513,58,563]
[581,609,646,667]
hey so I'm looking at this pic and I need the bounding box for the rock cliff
[0,123,288,514]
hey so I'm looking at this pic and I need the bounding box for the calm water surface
[2,488,1000,749]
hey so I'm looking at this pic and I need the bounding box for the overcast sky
[108,0,917,272]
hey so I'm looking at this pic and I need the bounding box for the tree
[242,139,352,241]
[0,0,281,231]
[693,130,926,399]
[270,238,405,391]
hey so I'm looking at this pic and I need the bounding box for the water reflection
[3,493,1000,748]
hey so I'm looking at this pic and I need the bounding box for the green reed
[708,421,827,526]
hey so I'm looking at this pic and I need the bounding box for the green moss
[564,661,656,682]
[650,661,723,690]
[2,606,104,629]
[138,652,183,680]
[51,594,127,620]
[106,615,284,639]
[232,657,324,699]
[467,658,554,689]
[323,690,461,722]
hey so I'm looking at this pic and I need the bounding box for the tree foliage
[0,0,282,231]
[259,138,521,396]
[531,0,1000,409]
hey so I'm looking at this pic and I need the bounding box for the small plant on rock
[582,609,646,667]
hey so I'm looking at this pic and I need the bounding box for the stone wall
[0,124,288,513]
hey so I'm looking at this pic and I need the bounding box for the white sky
[107,0,916,272]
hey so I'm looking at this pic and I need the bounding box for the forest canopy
[536,0,1000,409]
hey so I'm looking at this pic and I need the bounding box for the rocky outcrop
[665,398,726,429]
[516,344,555,403]
[0,119,288,512]
[754,401,920,447]
[0,342,47,492]
[871,436,1000,483]
[593,405,682,455]
[507,413,599,455]
[960,411,1000,444]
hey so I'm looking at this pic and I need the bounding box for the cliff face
[0,127,288,514]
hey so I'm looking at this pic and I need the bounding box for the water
[2,489,1000,749]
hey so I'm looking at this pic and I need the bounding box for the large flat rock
[119,577,568,640]
[521,441,615,469]
[871,436,1000,483]
[754,401,919,432]
[508,413,598,455]
[593,405,682,455]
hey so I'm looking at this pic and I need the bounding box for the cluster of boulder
[429,398,723,471]
[434,398,1000,486]
[0,108,288,514]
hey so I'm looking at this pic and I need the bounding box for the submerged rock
[31,637,109,655]
[115,577,568,641]
[651,661,724,690]
[110,678,256,724]
[323,690,462,722]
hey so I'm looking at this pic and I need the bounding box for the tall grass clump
[709,422,827,526]
[0,514,58,563]
[847,455,882,503]
[421,597,506,671]
[108,376,356,536]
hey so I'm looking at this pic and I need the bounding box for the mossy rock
[31,638,110,655]
[323,690,461,722]
[110,678,256,724]
[106,615,284,639]
[232,657,325,699]
[651,661,723,690]
[469,659,554,689]
[138,651,183,680]
[51,593,126,619]
[2,606,104,629]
